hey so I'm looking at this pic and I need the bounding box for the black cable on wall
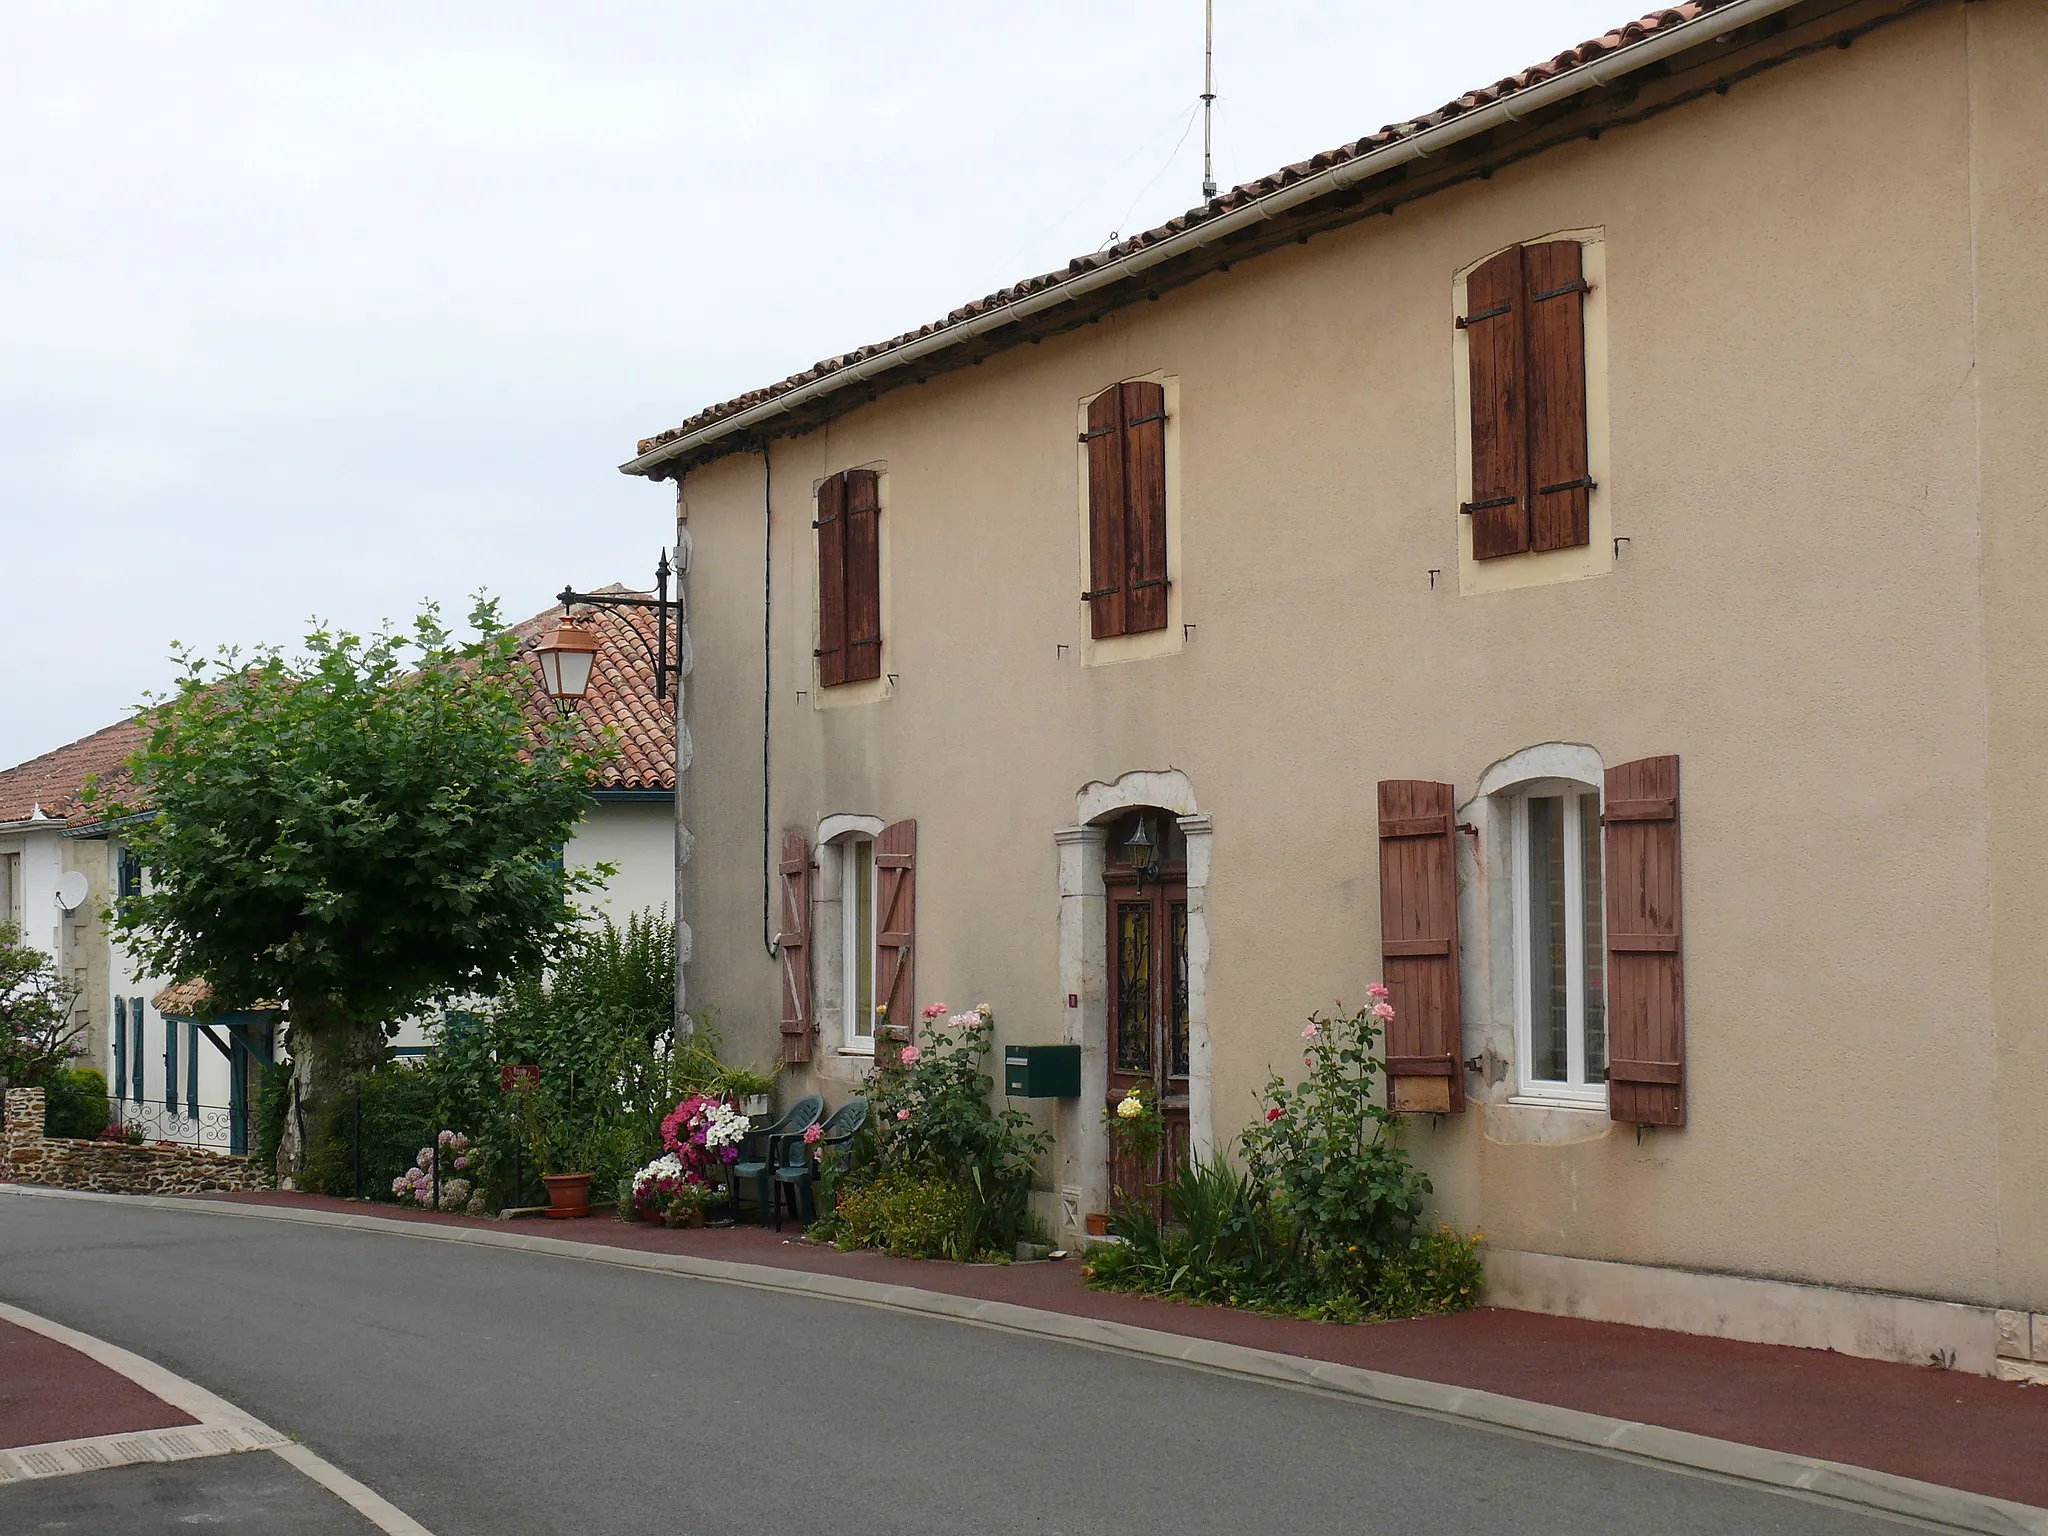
[760,443,777,960]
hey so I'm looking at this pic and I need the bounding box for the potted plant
[713,1065,778,1120]
[528,1093,604,1219]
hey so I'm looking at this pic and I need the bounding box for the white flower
[1116,1093,1145,1121]
[632,1153,687,1195]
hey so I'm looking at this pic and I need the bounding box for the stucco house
[0,591,677,1150]
[620,0,2047,1379]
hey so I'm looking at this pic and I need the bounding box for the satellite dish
[54,872,90,913]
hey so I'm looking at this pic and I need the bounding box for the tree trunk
[275,997,386,1188]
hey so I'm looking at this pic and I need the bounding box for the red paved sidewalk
[198,1189,2044,1509]
[0,1318,196,1450]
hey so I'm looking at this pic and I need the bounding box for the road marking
[7,1186,2046,1536]
[0,1298,436,1535]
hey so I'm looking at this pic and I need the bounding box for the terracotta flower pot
[1085,1211,1111,1237]
[541,1172,593,1219]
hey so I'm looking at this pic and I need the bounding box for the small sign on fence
[499,1064,539,1093]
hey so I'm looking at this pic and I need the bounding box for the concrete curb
[6,1182,2043,1536]
[0,1293,435,1536]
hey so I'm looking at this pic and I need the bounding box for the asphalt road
[0,1195,1920,1536]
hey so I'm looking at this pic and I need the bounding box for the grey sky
[1,0,1636,768]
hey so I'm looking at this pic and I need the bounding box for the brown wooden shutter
[1462,248,1528,560]
[1083,386,1128,638]
[1603,756,1684,1127]
[777,831,813,1064]
[1524,241,1592,553]
[1377,781,1465,1114]
[1121,380,1169,635]
[874,819,916,1054]
[843,468,882,682]
[814,473,848,687]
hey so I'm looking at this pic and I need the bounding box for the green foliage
[42,1067,110,1140]
[829,1173,972,1259]
[1238,1000,1433,1279]
[0,923,85,1089]
[1084,993,1480,1323]
[254,1061,291,1173]
[859,1007,1048,1259]
[92,598,611,1036]
[299,1063,440,1198]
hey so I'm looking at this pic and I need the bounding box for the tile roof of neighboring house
[0,591,675,828]
[628,0,1776,472]
[0,717,145,826]
[510,588,677,794]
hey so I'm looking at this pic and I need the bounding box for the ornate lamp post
[534,551,684,712]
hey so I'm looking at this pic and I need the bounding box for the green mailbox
[1004,1044,1081,1099]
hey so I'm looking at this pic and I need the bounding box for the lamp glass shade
[536,620,600,701]
[1123,817,1155,867]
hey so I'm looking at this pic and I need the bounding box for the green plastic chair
[732,1095,823,1226]
[771,1097,867,1230]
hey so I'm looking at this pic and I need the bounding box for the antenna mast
[1201,0,1217,202]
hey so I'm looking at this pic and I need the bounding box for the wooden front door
[1105,811,1190,1215]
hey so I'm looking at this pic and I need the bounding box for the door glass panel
[1114,902,1153,1074]
[1579,791,1606,1081]
[1527,796,1568,1083]
[1170,901,1189,1079]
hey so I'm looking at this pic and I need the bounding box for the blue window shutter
[165,1012,178,1112]
[131,1001,145,1102]
[113,999,127,1101]
[186,1022,199,1112]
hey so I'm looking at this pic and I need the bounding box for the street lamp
[537,550,684,713]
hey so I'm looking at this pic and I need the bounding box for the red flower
[1266,1106,1284,1122]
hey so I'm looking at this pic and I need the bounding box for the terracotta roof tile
[634,3,1733,462]
[0,592,675,826]
[0,718,145,826]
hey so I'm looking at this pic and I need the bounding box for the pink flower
[899,1045,921,1064]
[1266,1106,1284,1122]
[896,1108,911,1121]
[1301,1022,1321,1041]
[1367,983,1391,1000]
[802,1124,823,1145]
[921,1002,948,1019]
[1373,1001,1395,1021]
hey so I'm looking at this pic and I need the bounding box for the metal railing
[108,1099,240,1153]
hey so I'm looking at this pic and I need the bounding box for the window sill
[836,1045,876,1058]
[1507,1092,1607,1113]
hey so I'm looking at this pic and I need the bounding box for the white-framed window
[840,834,878,1053]
[1510,780,1607,1105]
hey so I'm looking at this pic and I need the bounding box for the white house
[0,591,677,1151]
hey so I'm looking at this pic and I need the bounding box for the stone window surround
[812,813,886,1073]
[1457,742,1617,1144]
[1054,768,1211,1240]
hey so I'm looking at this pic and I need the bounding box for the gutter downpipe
[620,0,1800,480]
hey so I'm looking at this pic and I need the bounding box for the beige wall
[668,2,2043,1309]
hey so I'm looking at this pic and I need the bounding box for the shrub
[298,1063,440,1199]
[831,1173,972,1259]
[859,1005,1049,1259]
[43,1067,110,1140]
[1238,993,1433,1280]
[255,1061,291,1175]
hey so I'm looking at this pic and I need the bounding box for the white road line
[0,1299,436,1535]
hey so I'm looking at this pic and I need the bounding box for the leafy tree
[0,922,85,1088]
[93,599,611,1179]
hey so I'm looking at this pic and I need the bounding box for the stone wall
[2,1087,267,1195]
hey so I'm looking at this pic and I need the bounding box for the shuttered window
[113,997,128,1102]
[815,469,882,687]
[165,1013,179,1112]
[1512,785,1607,1104]
[1462,241,1593,560]
[1377,781,1466,1114]
[186,1021,199,1115]
[130,999,145,1102]
[1603,756,1685,1127]
[777,831,813,1064]
[1083,380,1169,639]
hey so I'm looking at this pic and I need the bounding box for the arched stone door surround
[1054,769,1213,1246]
